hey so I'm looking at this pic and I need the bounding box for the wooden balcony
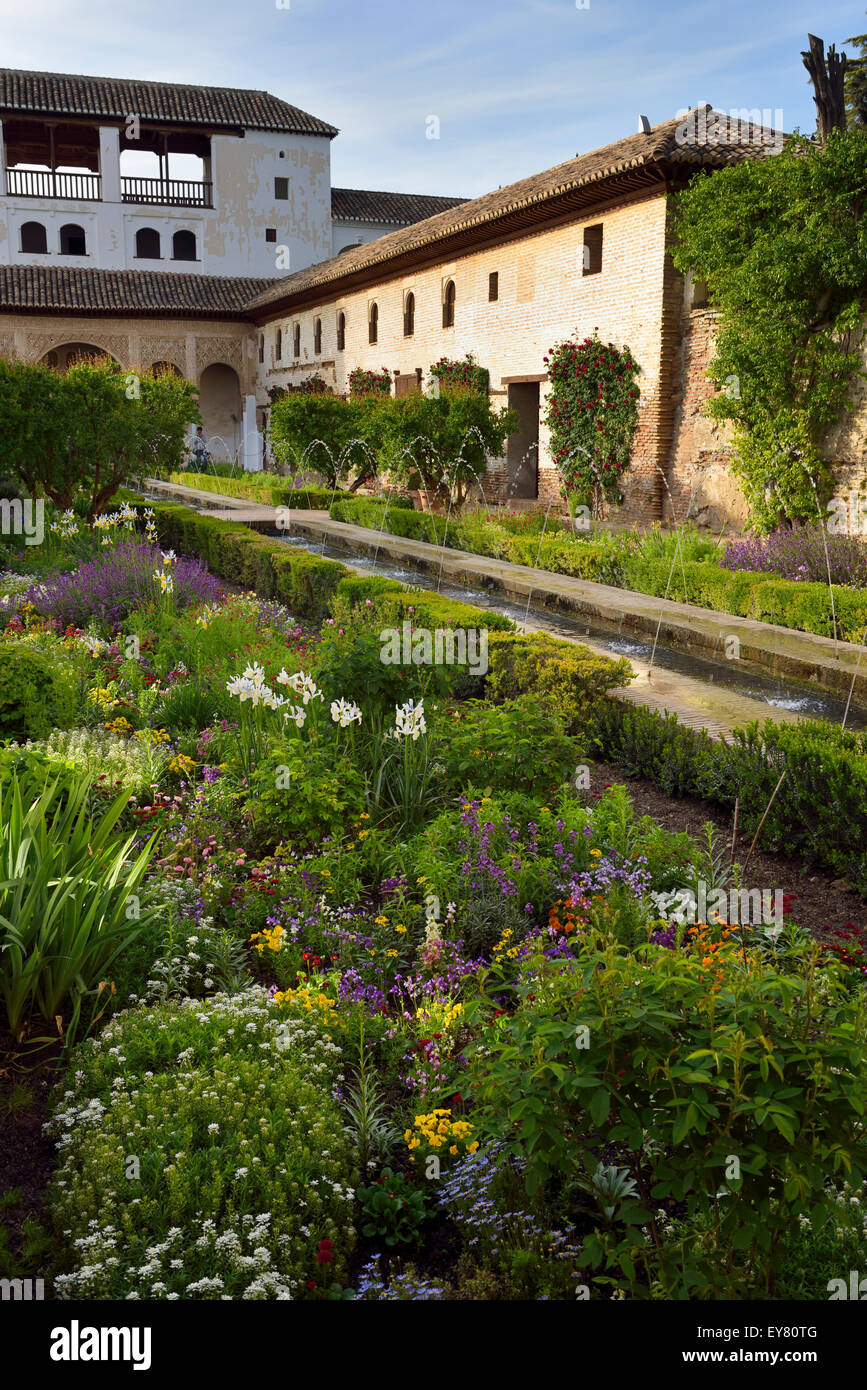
[121,177,213,208]
[7,168,101,200]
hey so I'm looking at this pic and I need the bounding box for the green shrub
[150,502,348,619]
[0,645,76,741]
[357,1167,427,1247]
[246,737,367,849]
[468,934,867,1298]
[45,989,356,1299]
[440,695,577,798]
[485,631,632,732]
[589,700,867,891]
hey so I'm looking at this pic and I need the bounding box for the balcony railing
[7,168,102,200]
[121,177,213,208]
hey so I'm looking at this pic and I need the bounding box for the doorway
[506,382,539,499]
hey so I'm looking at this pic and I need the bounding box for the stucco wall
[0,311,258,460]
[0,120,333,279]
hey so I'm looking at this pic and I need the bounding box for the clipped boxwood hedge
[485,631,633,732]
[589,699,867,893]
[332,498,867,644]
[167,472,359,511]
[150,502,348,619]
[620,557,867,643]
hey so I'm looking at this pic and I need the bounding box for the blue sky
[1,0,864,195]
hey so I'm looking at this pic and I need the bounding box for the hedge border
[330,498,867,643]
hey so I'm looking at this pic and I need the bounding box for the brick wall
[255,190,676,518]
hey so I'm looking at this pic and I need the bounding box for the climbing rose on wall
[542,333,641,515]
[349,367,392,398]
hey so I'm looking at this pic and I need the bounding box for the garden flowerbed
[1,500,867,1304]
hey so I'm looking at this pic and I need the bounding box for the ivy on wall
[671,127,867,531]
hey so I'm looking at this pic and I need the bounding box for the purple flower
[28,541,223,629]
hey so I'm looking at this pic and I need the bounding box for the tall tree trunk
[802,34,848,139]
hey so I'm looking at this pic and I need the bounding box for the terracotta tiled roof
[247,108,785,314]
[331,188,468,225]
[0,265,279,316]
[0,67,338,137]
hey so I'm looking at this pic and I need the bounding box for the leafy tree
[0,355,198,519]
[845,16,867,127]
[269,392,376,488]
[374,384,516,511]
[671,128,867,530]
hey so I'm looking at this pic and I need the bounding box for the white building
[0,67,465,459]
[0,68,466,280]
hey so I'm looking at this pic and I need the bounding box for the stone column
[98,126,121,202]
[241,393,261,472]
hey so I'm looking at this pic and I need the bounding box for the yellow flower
[590,848,602,857]
[394,924,407,934]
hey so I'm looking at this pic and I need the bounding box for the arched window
[20,221,47,254]
[258,334,264,364]
[337,312,346,352]
[135,227,161,259]
[172,230,197,261]
[293,324,301,358]
[368,302,378,345]
[275,329,282,362]
[59,224,86,256]
[403,291,415,338]
[442,280,455,329]
[314,318,322,355]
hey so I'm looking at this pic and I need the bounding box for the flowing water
[275,532,867,730]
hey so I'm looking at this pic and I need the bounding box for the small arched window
[275,329,282,362]
[314,318,322,355]
[337,312,346,352]
[59,224,86,256]
[135,227,161,259]
[293,324,301,358]
[20,221,47,254]
[368,302,378,345]
[442,280,455,329]
[172,230,197,261]
[403,291,415,338]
